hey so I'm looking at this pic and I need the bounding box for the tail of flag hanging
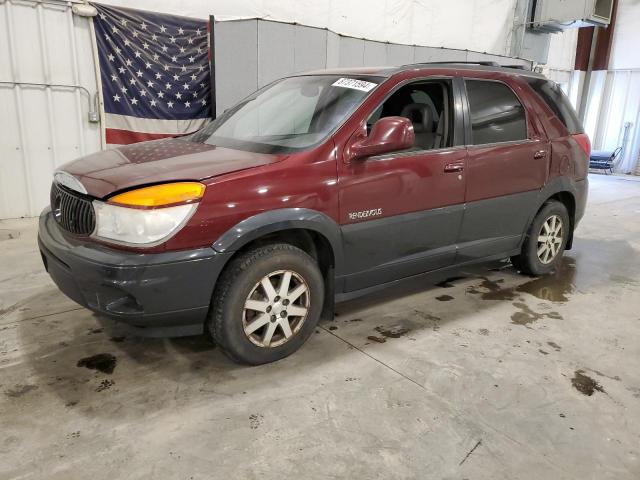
[92,3,212,147]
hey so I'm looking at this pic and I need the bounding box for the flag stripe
[106,128,179,145]
[105,113,207,134]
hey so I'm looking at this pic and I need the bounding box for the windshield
[187,75,382,153]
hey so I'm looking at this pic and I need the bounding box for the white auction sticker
[331,78,377,92]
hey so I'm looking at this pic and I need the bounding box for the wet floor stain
[547,341,561,351]
[466,257,577,303]
[436,276,467,288]
[367,335,386,343]
[465,276,511,300]
[0,229,20,241]
[510,302,562,327]
[515,258,576,302]
[571,370,605,396]
[412,311,441,331]
[436,294,454,302]
[96,379,115,392]
[77,353,117,375]
[249,414,264,430]
[4,384,38,398]
[375,325,410,338]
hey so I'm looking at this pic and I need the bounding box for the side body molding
[212,208,345,274]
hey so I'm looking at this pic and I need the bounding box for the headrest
[400,103,433,132]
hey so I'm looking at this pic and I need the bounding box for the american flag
[93,3,212,147]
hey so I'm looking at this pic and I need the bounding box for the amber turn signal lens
[109,182,206,207]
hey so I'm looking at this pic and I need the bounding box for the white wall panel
[575,69,640,174]
[293,26,327,73]
[609,0,640,70]
[258,20,296,87]
[363,41,387,66]
[386,43,413,66]
[101,0,567,67]
[214,20,258,115]
[326,31,340,68]
[338,37,365,68]
[0,0,101,219]
[413,47,466,63]
[214,19,535,121]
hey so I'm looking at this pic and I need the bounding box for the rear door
[337,77,467,292]
[456,76,550,263]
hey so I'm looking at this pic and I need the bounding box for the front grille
[50,182,96,235]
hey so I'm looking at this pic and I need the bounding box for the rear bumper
[38,208,232,336]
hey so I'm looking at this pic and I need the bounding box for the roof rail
[500,64,528,70]
[411,61,501,67]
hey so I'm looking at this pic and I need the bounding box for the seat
[400,103,436,150]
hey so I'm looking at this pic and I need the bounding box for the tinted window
[465,80,527,145]
[526,78,584,134]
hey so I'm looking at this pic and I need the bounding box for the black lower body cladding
[38,208,231,336]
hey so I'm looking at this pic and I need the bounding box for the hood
[60,138,281,198]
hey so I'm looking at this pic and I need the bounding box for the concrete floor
[1,174,639,479]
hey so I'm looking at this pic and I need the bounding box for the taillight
[572,133,591,158]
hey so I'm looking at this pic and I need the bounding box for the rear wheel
[511,200,570,276]
[209,243,324,365]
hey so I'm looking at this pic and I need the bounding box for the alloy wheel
[242,270,310,348]
[537,214,563,264]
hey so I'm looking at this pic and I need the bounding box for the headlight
[92,182,205,247]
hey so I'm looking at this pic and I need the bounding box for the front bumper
[38,208,232,336]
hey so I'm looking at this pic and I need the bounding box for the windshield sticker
[332,78,377,92]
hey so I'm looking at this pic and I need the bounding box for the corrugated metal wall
[580,69,640,174]
[214,19,533,115]
[0,0,102,219]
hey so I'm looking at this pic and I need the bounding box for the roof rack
[402,60,534,72]
[414,61,501,67]
[500,64,528,70]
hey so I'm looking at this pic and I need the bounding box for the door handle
[444,162,465,173]
[534,150,547,159]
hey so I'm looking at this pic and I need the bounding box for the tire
[209,243,324,365]
[511,200,571,276]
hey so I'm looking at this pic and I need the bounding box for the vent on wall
[531,0,613,33]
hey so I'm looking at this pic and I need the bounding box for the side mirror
[349,116,415,161]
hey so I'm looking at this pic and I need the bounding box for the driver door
[337,78,467,292]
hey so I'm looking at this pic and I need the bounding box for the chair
[589,147,622,174]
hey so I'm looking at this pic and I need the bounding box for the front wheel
[511,200,570,276]
[209,243,324,365]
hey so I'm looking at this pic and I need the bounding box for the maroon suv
[39,62,590,364]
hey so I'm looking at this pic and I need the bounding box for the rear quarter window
[526,78,584,134]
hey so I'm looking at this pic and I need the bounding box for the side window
[525,78,584,134]
[465,80,527,145]
[366,80,453,151]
